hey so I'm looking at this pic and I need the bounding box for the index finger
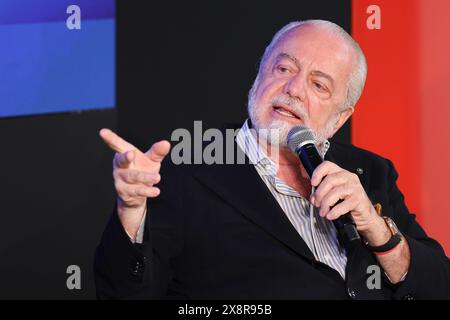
[99,128,136,153]
[310,161,342,187]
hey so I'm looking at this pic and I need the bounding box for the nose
[283,73,306,102]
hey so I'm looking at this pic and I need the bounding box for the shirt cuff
[126,207,147,244]
[384,271,408,284]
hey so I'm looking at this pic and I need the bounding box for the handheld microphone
[287,125,361,247]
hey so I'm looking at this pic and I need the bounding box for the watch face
[383,217,400,235]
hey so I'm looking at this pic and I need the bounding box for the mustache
[270,95,309,121]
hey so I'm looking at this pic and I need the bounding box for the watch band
[366,215,403,254]
[367,233,402,254]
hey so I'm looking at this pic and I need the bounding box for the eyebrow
[311,70,334,85]
[275,52,335,85]
[276,53,301,69]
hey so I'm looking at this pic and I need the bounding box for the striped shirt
[236,120,348,279]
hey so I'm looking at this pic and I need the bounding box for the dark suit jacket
[94,130,450,300]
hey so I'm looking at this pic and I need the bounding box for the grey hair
[255,20,367,110]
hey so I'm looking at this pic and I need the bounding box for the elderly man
[95,20,450,299]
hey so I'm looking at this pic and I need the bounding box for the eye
[276,65,291,74]
[313,81,327,92]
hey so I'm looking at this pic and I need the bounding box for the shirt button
[347,288,357,299]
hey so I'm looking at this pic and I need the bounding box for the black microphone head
[287,125,316,153]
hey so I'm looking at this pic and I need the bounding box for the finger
[326,197,356,221]
[145,140,171,163]
[117,169,161,186]
[310,161,342,187]
[134,186,161,198]
[114,150,135,169]
[116,180,160,199]
[311,171,349,206]
[99,128,136,153]
[319,184,352,217]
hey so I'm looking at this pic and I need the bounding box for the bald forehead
[278,24,354,60]
[268,24,356,81]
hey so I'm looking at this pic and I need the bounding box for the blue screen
[0,0,115,117]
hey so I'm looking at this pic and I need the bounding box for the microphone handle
[298,144,361,247]
[332,199,361,245]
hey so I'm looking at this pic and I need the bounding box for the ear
[331,106,354,136]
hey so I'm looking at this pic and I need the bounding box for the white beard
[247,81,339,154]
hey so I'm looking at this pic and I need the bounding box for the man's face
[248,25,355,148]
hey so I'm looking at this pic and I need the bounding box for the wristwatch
[366,214,403,254]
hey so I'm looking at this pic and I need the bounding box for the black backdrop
[0,0,350,299]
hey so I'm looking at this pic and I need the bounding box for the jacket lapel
[192,146,316,263]
[325,140,372,193]
[192,138,377,285]
[326,141,388,296]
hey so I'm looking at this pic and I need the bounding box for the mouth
[272,104,302,120]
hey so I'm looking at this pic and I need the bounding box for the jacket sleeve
[94,160,185,299]
[384,159,450,299]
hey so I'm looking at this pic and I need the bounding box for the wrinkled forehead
[267,25,355,83]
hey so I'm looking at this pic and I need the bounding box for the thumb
[145,140,171,163]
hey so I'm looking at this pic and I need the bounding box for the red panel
[352,0,450,254]
[419,0,450,255]
[352,0,421,215]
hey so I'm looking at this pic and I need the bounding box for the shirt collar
[236,119,331,170]
[236,119,270,166]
